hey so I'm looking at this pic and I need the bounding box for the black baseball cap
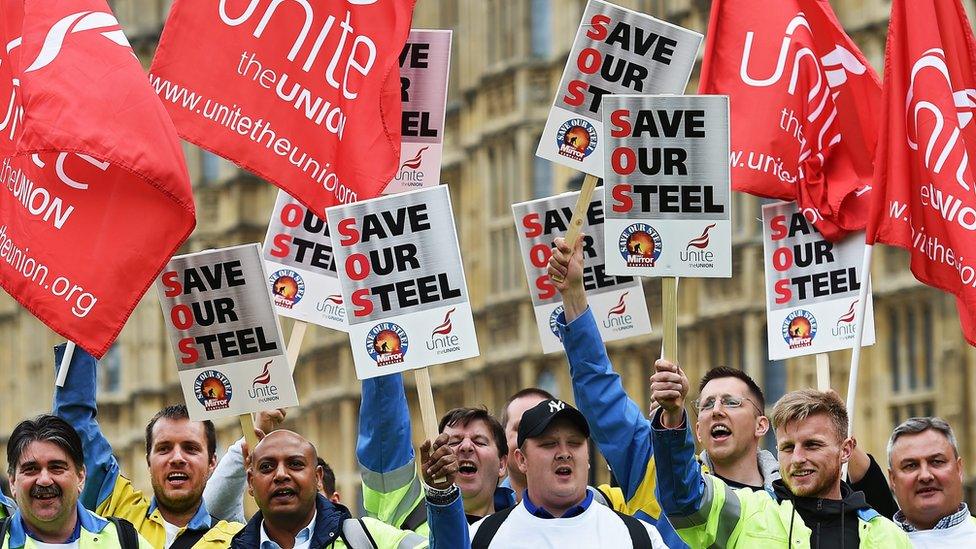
[517,399,590,447]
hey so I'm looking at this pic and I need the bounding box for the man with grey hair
[888,417,976,546]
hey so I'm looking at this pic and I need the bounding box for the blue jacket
[357,373,515,532]
[2,501,153,548]
[229,492,468,549]
[556,308,686,549]
[0,494,14,518]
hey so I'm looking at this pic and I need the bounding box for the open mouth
[917,486,942,495]
[710,424,732,441]
[791,469,815,479]
[458,460,478,478]
[166,472,190,486]
[554,466,572,478]
[271,487,297,501]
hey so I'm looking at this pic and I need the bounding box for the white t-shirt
[31,541,79,549]
[469,501,666,548]
[908,517,976,548]
[162,520,182,549]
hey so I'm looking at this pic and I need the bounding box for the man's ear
[78,465,86,492]
[246,468,254,497]
[694,419,704,445]
[840,436,855,464]
[208,452,218,476]
[497,454,509,479]
[514,448,528,474]
[329,491,341,505]
[755,415,770,437]
[316,464,324,489]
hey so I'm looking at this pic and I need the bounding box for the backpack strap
[471,507,516,549]
[0,518,9,546]
[611,510,652,548]
[169,526,209,549]
[338,518,378,549]
[108,517,140,549]
[400,501,428,532]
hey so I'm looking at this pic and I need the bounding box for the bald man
[230,430,467,548]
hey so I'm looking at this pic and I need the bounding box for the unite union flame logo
[399,147,429,171]
[324,294,343,305]
[431,308,456,336]
[25,11,133,73]
[607,292,629,318]
[252,361,273,388]
[837,300,858,324]
[687,224,716,250]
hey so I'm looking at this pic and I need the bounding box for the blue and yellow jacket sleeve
[357,373,428,535]
[51,343,125,514]
[426,491,470,549]
[557,308,685,548]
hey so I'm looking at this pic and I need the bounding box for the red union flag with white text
[0,0,195,357]
[700,0,880,240]
[868,0,976,345]
[150,0,415,216]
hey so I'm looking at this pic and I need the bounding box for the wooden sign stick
[414,366,446,483]
[662,277,678,362]
[551,173,600,283]
[816,353,830,391]
[287,320,308,374]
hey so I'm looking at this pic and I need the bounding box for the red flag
[0,1,195,358]
[869,0,976,345]
[149,1,415,216]
[700,0,881,240]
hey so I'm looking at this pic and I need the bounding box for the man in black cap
[468,399,666,548]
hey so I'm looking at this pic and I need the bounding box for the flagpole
[845,243,873,454]
[55,341,76,388]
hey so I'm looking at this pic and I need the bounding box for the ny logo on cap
[548,400,566,413]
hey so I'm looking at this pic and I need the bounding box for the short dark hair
[439,407,509,459]
[8,415,85,477]
[500,388,556,427]
[698,367,766,411]
[316,457,336,495]
[145,405,216,458]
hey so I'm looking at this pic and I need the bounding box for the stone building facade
[3,0,976,511]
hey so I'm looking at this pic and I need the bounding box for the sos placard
[762,202,875,360]
[157,244,299,421]
[536,0,701,178]
[385,30,452,194]
[513,190,651,353]
[604,95,731,277]
[326,186,478,379]
[263,190,347,331]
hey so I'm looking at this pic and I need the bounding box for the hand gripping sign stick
[549,174,600,284]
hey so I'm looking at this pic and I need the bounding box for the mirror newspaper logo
[680,223,717,269]
[556,118,598,161]
[427,307,461,355]
[316,293,345,323]
[603,291,634,331]
[194,370,232,411]
[618,223,662,267]
[782,309,817,349]
[248,360,280,403]
[269,269,305,309]
[366,322,409,366]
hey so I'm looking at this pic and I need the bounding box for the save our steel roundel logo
[366,322,409,367]
[194,370,232,412]
[782,309,818,350]
[618,223,662,267]
[556,118,598,162]
[269,269,305,309]
[548,305,565,342]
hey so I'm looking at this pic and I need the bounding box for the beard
[150,477,203,514]
[785,462,841,498]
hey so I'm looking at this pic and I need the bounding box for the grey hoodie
[698,448,780,496]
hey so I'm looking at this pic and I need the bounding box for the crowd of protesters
[0,238,973,548]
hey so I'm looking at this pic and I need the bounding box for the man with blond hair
[651,363,909,548]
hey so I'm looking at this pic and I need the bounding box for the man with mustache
[469,399,666,548]
[887,417,976,546]
[1,414,152,548]
[52,344,243,548]
[651,370,909,548]
[229,430,467,548]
